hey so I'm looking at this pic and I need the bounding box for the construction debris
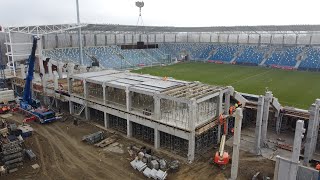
[150,160,159,170]
[94,135,117,148]
[31,164,40,169]
[25,149,36,160]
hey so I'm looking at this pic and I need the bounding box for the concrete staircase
[230,47,244,63]
[206,49,217,60]
[259,48,274,66]
[294,60,302,69]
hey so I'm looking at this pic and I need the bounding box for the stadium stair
[259,48,274,66]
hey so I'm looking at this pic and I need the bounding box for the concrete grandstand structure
[1,23,320,167]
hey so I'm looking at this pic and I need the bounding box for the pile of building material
[131,158,168,179]
[82,131,104,144]
[0,90,15,104]
[94,135,117,148]
[0,120,36,175]
[129,147,169,180]
[1,140,24,172]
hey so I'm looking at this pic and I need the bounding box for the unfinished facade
[68,69,227,161]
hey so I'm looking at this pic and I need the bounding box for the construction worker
[229,102,242,115]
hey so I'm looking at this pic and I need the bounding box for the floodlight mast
[135,1,144,26]
[76,0,84,65]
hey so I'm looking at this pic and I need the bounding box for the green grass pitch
[132,62,320,109]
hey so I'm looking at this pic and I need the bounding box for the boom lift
[213,103,241,169]
[213,114,231,169]
[19,36,59,124]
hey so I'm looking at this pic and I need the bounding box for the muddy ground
[3,114,274,180]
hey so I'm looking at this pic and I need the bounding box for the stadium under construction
[1,23,320,179]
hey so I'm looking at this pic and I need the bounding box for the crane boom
[22,36,39,106]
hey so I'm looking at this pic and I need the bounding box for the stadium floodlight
[135,1,144,26]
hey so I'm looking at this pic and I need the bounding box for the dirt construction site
[2,113,274,180]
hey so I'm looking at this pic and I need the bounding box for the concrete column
[83,80,87,98]
[38,59,45,77]
[125,88,132,138]
[127,120,132,138]
[48,62,53,78]
[69,101,74,114]
[125,88,132,111]
[217,91,224,142]
[154,127,160,149]
[104,112,109,128]
[187,99,197,162]
[57,62,63,78]
[67,63,75,77]
[85,105,90,120]
[67,78,72,95]
[224,87,231,136]
[53,74,58,91]
[261,91,273,144]
[254,96,264,155]
[292,120,305,163]
[154,95,161,120]
[42,75,48,103]
[188,99,197,131]
[230,108,243,180]
[303,100,320,165]
[102,84,106,105]
[279,120,305,180]
[20,64,26,79]
[187,132,195,163]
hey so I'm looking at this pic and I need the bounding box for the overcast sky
[0,0,319,27]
